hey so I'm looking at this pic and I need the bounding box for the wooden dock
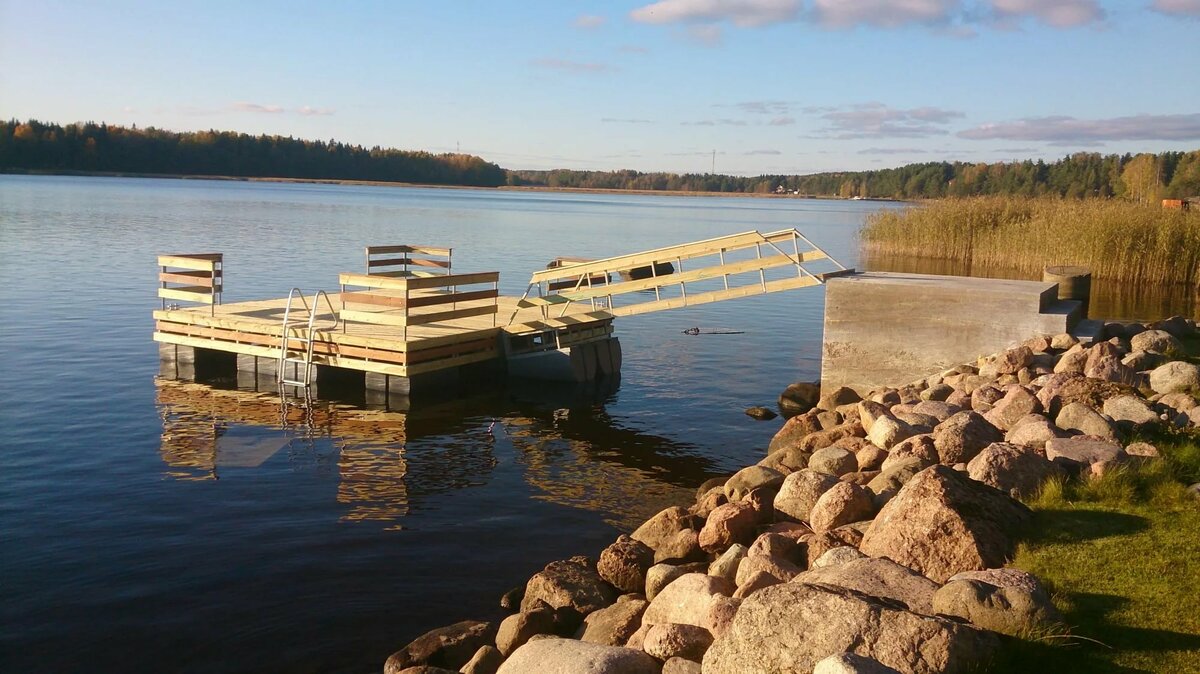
[154,230,851,396]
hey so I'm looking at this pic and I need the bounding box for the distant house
[1162,198,1195,210]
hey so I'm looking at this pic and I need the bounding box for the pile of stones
[381,316,1200,674]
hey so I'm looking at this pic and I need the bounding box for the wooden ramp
[514,229,852,321]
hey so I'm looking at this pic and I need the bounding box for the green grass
[860,197,1200,286]
[991,429,1200,673]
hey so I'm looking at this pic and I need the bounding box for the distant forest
[0,119,507,187]
[2,119,1198,200]
[511,151,1200,201]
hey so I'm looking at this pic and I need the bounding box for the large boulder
[1149,361,1200,395]
[880,435,937,472]
[521,557,617,615]
[814,653,902,674]
[779,382,821,418]
[793,557,940,615]
[966,442,1059,499]
[758,445,811,474]
[994,346,1034,375]
[461,646,504,674]
[578,595,648,646]
[983,387,1042,432]
[698,502,758,553]
[384,621,497,674]
[734,554,803,587]
[702,583,997,674]
[643,622,714,662]
[643,573,735,629]
[819,386,863,411]
[598,535,655,594]
[655,529,705,565]
[708,544,748,584]
[1036,373,1136,417]
[867,416,918,450]
[932,411,1002,465]
[724,465,785,502]
[1131,329,1182,354]
[632,506,697,552]
[809,482,876,533]
[933,577,1062,636]
[1044,437,1126,470]
[1004,414,1062,451]
[859,466,1031,582]
[801,421,867,451]
[809,446,859,476]
[1102,395,1159,427]
[497,609,557,657]
[645,563,707,601]
[865,457,927,506]
[769,410,823,452]
[774,469,840,522]
[497,638,660,674]
[1055,402,1118,440]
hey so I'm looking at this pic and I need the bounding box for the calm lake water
[0,175,1188,673]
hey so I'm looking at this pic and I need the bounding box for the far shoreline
[0,168,904,202]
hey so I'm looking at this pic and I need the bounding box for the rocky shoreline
[380,317,1200,674]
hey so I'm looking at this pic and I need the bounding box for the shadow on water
[155,373,722,531]
[862,251,1199,321]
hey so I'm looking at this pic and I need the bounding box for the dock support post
[159,343,235,382]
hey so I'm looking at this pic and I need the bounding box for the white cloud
[989,0,1105,28]
[958,113,1200,141]
[811,0,961,28]
[814,102,965,138]
[630,0,801,27]
[297,106,334,116]
[768,116,796,126]
[232,102,284,114]
[1150,0,1200,17]
[574,14,607,28]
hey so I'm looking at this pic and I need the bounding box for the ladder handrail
[278,288,340,389]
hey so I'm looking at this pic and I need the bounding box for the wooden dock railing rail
[338,271,500,339]
[158,253,223,316]
[513,229,852,321]
[365,245,452,278]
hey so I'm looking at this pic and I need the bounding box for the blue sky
[2,0,1199,174]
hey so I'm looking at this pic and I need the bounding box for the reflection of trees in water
[501,404,720,531]
[863,251,1198,321]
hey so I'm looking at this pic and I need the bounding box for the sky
[2,0,1199,175]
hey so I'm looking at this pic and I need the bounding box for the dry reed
[861,197,1200,286]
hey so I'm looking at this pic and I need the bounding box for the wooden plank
[156,321,409,364]
[527,231,767,283]
[406,337,497,365]
[367,257,416,268]
[407,288,498,308]
[402,349,497,376]
[406,327,502,351]
[159,287,215,304]
[339,273,410,290]
[367,245,450,256]
[154,332,409,376]
[517,294,573,308]
[550,254,803,302]
[407,304,497,326]
[504,311,614,335]
[340,292,408,309]
[159,270,217,287]
[408,258,451,268]
[819,268,857,280]
[609,275,819,317]
[158,254,219,271]
[404,271,499,290]
[339,309,409,327]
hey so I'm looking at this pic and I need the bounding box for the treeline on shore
[3,119,1198,201]
[861,197,1200,286]
[511,151,1200,201]
[0,119,507,187]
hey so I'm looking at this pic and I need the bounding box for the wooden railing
[158,253,222,316]
[514,229,852,320]
[338,271,499,339]
[365,245,452,278]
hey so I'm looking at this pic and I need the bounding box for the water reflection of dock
[155,378,726,531]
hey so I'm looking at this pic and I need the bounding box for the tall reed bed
[861,197,1200,286]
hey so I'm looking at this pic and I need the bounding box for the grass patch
[860,197,1200,286]
[991,430,1200,673]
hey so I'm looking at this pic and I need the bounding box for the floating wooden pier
[155,230,851,402]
